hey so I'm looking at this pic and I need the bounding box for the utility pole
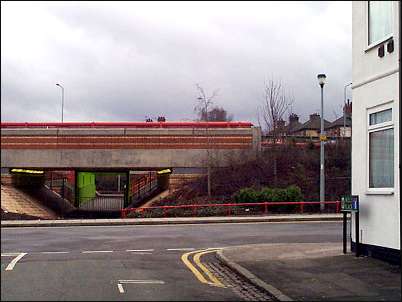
[318,74,327,211]
[343,82,352,138]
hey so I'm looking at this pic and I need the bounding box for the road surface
[1,221,343,301]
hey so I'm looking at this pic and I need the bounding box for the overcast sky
[1,1,352,126]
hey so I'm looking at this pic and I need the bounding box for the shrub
[270,188,286,201]
[286,185,303,201]
[232,185,304,213]
[233,187,259,203]
[258,187,273,201]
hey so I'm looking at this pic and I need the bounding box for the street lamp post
[317,74,326,211]
[343,82,352,138]
[56,83,64,123]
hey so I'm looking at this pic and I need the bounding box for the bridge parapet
[1,123,261,169]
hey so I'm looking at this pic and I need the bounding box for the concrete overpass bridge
[1,122,261,212]
[1,121,261,169]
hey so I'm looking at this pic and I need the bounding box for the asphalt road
[1,221,343,301]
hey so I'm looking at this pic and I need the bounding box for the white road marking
[1,253,21,257]
[117,283,125,293]
[5,253,27,271]
[126,249,154,252]
[119,280,165,284]
[127,252,153,255]
[117,280,165,293]
[82,250,113,254]
[41,251,69,254]
[166,248,195,251]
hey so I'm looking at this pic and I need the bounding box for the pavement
[217,242,401,301]
[1,213,342,227]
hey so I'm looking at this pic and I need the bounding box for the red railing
[121,201,341,218]
[0,121,253,129]
[131,174,157,195]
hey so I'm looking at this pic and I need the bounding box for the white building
[352,1,400,263]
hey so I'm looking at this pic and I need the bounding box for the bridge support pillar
[74,169,79,208]
[252,126,262,159]
[125,170,130,208]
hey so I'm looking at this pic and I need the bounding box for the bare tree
[194,84,219,198]
[259,78,294,185]
[260,78,294,140]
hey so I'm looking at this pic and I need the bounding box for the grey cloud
[1,1,351,126]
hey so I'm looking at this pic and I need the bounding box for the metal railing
[1,121,253,128]
[131,180,158,202]
[121,200,341,218]
[79,195,124,211]
[130,172,158,204]
[44,178,75,203]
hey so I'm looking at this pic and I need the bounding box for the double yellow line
[181,248,225,288]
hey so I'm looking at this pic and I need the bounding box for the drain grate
[205,260,275,301]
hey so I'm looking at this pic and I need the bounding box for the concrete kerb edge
[0,215,342,227]
[216,250,293,301]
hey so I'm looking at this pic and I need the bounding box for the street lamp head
[317,74,326,87]
[56,83,60,86]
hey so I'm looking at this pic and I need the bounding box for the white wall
[351,1,400,250]
[352,2,400,85]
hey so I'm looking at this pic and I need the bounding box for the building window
[369,129,394,188]
[368,1,393,45]
[369,108,392,125]
[368,107,394,189]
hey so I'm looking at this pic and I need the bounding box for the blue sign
[351,195,359,211]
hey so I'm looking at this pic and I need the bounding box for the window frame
[366,101,394,194]
[365,1,394,52]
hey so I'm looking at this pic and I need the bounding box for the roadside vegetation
[128,139,350,218]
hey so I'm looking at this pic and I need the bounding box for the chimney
[343,99,352,116]
[310,113,320,121]
[289,113,299,124]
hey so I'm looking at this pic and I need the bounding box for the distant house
[265,110,351,141]
[292,113,331,137]
[327,100,352,138]
[275,119,287,136]
[286,113,303,135]
[266,114,303,137]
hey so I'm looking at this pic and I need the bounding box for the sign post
[342,211,348,254]
[341,195,359,256]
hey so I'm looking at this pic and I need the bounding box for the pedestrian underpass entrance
[76,171,128,211]
[74,169,171,212]
[6,167,171,217]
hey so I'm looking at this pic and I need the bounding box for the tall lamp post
[56,83,64,123]
[343,82,352,138]
[317,74,326,211]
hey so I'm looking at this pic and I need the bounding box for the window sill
[365,190,394,195]
[364,35,393,53]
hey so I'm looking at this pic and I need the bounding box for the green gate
[77,172,96,205]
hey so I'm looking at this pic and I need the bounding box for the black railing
[45,178,75,203]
